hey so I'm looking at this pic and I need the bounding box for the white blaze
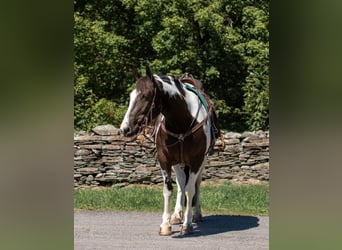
[120,89,138,131]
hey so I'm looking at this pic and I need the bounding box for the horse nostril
[123,127,131,136]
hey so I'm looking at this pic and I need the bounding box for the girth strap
[160,114,210,163]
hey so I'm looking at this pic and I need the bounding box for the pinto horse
[120,66,218,236]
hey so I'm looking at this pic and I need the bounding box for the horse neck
[156,79,195,133]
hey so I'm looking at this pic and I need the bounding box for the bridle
[138,85,160,140]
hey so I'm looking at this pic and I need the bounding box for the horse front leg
[159,169,173,236]
[170,164,185,225]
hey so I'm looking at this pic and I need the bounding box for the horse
[120,66,219,236]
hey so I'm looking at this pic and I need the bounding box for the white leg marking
[183,172,198,227]
[161,184,172,226]
[171,164,186,223]
[160,171,172,227]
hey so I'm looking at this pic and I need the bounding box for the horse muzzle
[119,123,140,137]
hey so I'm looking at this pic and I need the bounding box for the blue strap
[184,83,208,112]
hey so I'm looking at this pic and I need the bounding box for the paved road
[74,210,268,250]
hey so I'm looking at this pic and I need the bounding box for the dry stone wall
[74,127,269,188]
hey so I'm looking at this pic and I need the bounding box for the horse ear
[145,65,159,89]
[131,67,141,80]
[146,65,153,80]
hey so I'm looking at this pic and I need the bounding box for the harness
[157,81,213,163]
[159,112,210,163]
[140,76,219,163]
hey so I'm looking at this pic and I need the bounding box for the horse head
[120,65,160,137]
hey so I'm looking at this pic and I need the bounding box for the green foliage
[243,71,269,131]
[74,74,127,131]
[93,99,127,128]
[239,6,269,130]
[74,0,269,132]
[74,74,98,131]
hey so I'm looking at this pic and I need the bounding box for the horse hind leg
[180,171,198,235]
[170,211,183,225]
[192,166,204,223]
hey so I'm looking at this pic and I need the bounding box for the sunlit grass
[74,183,269,215]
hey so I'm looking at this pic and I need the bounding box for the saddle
[179,72,221,150]
[180,72,203,90]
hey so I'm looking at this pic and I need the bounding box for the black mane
[155,75,186,96]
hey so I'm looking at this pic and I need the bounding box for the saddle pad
[184,83,208,112]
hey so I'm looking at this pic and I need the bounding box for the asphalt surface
[74,210,268,250]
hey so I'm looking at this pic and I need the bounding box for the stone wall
[74,128,269,188]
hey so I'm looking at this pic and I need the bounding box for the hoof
[192,214,203,223]
[170,211,183,225]
[170,216,182,225]
[159,225,172,236]
[180,224,193,235]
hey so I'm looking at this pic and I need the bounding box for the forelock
[136,76,153,93]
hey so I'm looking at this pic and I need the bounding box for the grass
[200,183,269,215]
[74,183,269,215]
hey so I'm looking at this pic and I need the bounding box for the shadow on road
[172,215,259,238]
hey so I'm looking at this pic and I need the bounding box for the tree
[74,11,131,130]
[239,6,269,130]
[74,0,269,132]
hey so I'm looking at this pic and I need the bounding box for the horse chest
[156,126,207,172]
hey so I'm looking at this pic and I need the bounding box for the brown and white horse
[120,66,216,236]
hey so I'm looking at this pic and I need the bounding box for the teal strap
[184,83,208,112]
